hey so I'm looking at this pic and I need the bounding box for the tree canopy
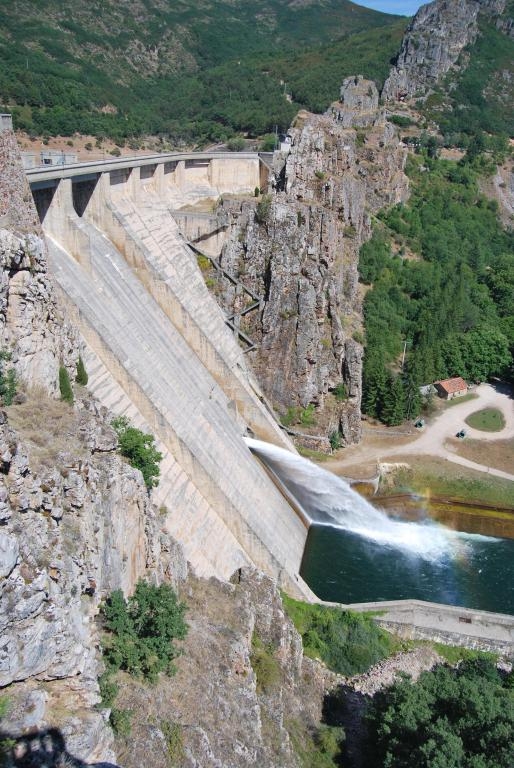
[359,155,514,424]
[365,658,514,768]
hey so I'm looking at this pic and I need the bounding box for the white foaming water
[245,437,461,562]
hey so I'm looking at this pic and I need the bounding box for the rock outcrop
[382,0,507,101]
[112,568,337,768]
[0,123,78,394]
[216,80,408,445]
[0,393,186,762]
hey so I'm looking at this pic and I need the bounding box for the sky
[355,0,425,15]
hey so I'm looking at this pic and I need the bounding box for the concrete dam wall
[30,154,313,598]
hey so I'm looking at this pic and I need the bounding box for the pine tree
[75,355,88,385]
[59,365,74,405]
[381,374,405,426]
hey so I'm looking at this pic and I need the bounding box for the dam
[26,149,314,599]
[22,143,514,654]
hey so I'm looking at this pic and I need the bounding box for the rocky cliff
[382,0,508,101]
[216,78,408,446]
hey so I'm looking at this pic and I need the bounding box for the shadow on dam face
[72,175,99,217]
[31,181,57,223]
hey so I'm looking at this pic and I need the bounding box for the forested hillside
[423,15,514,142]
[360,149,514,425]
[0,0,402,143]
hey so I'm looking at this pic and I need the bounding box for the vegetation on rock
[100,581,188,683]
[58,364,74,405]
[0,351,16,406]
[111,416,162,489]
[282,595,395,676]
[75,355,88,385]
[425,20,514,141]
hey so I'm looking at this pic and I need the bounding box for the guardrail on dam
[26,150,316,600]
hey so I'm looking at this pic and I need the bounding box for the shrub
[109,707,132,737]
[333,382,347,402]
[299,404,316,426]
[314,170,326,180]
[329,430,342,451]
[0,351,17,406]
[387,114,414,128]
[281,406,300,427]
[59,365,74,405]
[161,721,185,765]
[255,194,272,224]
[259,133,277,151]
[75,356,88,385]
[101,581,188,683]
[111,416,162,489]
[254,186,260,197]
[226,136,245,151]
[250,634,281,693]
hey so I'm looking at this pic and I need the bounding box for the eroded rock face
[217,82,408,444]
[382,0,507,101]
[0,229,80,396]
[0,125,78,394]
[0,396,186,761]
[113,568,336,768]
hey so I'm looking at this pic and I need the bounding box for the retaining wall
[350,599,514,655]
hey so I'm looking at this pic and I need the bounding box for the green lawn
[465,408,506,432]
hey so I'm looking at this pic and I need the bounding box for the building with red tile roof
[434,377,468,400]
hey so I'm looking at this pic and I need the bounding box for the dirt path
[330,383,514,482]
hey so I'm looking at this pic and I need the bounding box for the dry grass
[449,437,514,475]
[326,431,418,479]
[5,387,85,470]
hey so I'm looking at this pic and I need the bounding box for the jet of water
[245,437,459,562]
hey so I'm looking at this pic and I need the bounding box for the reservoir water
[245,438,514,615]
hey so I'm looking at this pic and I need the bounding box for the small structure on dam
[26,149,314,599]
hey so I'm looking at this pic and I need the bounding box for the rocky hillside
[213,77,408,447]
[0,125,188,763]
[383,0,514,136]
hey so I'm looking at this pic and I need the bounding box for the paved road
[332,383,514,482]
